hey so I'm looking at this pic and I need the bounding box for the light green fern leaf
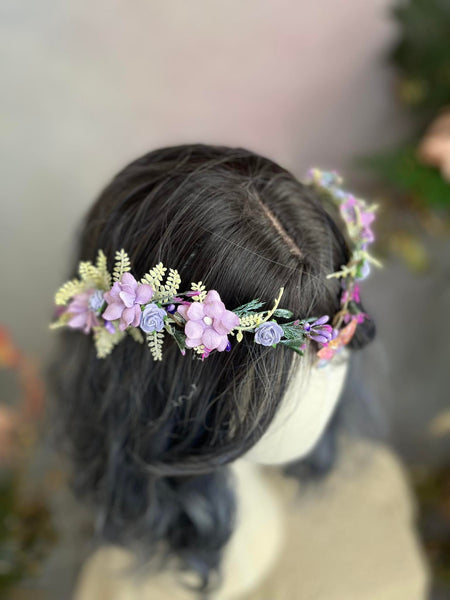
[141,262,167,295]
[147,330,164,361]
[193,344,205,356]
[96,250,112,289]
[164,268,181,298]
[239,314,263,328]
[79,261,98,284]
[54,279,85,306]
[128,327,144,344]
[49,313,71,329]
[191,281,207,302]
[93,326,125,359]
[113,249,131,282]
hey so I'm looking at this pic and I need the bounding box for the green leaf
[279,324,306,340]
[172,328,187,354]
[233,298,266,316]
[272,308,294,319]
[279,338,305,356]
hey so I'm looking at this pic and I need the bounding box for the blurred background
[1,0,449,598]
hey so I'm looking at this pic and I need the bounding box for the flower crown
[50,170,380,364]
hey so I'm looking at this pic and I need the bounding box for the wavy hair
[48,145,375,594]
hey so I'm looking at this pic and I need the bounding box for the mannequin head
[244,349,349,465]
[49,144,374,591]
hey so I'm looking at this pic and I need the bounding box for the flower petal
[135,284,153,304]
[104,282,121,303]
[220,310,240,331]
[119,291,136,308]
[121,272,137,289]
[131,304,141,327]
[187,302,204,320]
[68,313,87,329]
[213,319,229,335]
[205,290,221,303]
[121,306,136,329]
[204,301,225,318]
[312,315,329,327]
[176,305,189,319]
[202,328,221,350]
[103,303,124,321]
[185,320,204,339]
[309,333,329,344]
[216,335,229,352]
[185,337,202,348]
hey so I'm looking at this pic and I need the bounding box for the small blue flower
[254,322,284,346]
[355,261,371,281]
[140,303,167,333]
[88,290,105,312]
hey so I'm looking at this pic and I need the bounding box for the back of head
[49,144,374,591]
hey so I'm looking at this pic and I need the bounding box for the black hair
[48,144,375,594]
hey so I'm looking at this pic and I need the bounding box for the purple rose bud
[89,290,105,312]
[140,303,167,333]
[166,304,176,314]
[303,322,311,333]
[104,320,116,334]
[309,333,330,344]
[254,322,284,346]
[311,315,329,327]
[225,341,232,352]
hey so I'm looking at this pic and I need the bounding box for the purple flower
[304,315,333,344]
[103,272,153,331]
[254,322,284,346]
[176,290,240,352]
[341,283,361,305]
[65,290,100,334]
[340,196,375,246]
[140,303,167,333]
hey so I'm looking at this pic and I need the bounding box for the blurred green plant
[361,0,450,261]
[362,146,450,209]
[0,327,57,595]
[0,474,55,594]
[390,0,450,121]
[412,464,450,591]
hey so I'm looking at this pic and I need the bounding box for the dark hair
[48,144,375,593]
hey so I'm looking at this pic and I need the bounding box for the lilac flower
[303,315,333,344]
[176,290,240,352]
[66,290,100,334]
[103,272,153,331]
[360,211,375,244]
[254,322,284,346]
[140,303,167,333]
[341,283,361,305]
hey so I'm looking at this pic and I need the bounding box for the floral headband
[50,170,380,364]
